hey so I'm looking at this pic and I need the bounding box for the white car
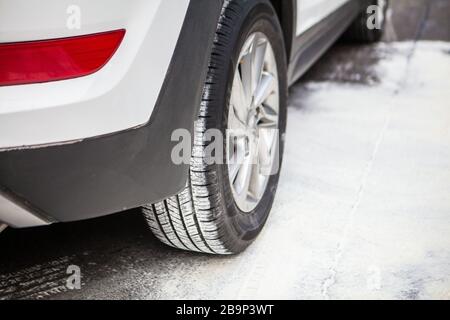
[0,0,388,254]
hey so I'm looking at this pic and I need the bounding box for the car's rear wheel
[142,0,287,255]
[344,0,389,43]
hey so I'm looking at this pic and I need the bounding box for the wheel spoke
[248,164,266,200]
[229,160,243,184]
[228,134,246,182]
[258,103,278,128]
[241,35,268,103]
[229,162,240,183]
[240,51,254,104]
[229,104,247,132]
[252,37,268,96]
[235,155,253,201]
[231,71,249,122]
[254,72,276,108]
[257,128,277,176]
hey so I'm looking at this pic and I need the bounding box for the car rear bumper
[0,0,191,149]
[0,0,224,227]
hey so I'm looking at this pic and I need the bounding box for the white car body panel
[0,0,189,149]
[296,0,351,35]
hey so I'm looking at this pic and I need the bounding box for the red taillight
[0,29,125,86]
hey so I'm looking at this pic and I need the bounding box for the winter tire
[142,0,287,255]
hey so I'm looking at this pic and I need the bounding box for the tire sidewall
[208,0,288,252]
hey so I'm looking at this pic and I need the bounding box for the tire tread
[142,0,239,255]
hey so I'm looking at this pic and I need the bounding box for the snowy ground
[1,0,449,300]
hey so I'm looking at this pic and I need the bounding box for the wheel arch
[269,0,297,62]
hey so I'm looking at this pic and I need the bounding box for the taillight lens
[0,29,125,86]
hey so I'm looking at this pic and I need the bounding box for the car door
[296,0,351,35]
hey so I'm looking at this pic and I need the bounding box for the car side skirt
[288,0,363,85]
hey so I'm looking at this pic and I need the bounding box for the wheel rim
[227,32,279,213]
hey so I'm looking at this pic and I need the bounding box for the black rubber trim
[270,0,297,63]
[0,0,224,223]
[288,0,363,84]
